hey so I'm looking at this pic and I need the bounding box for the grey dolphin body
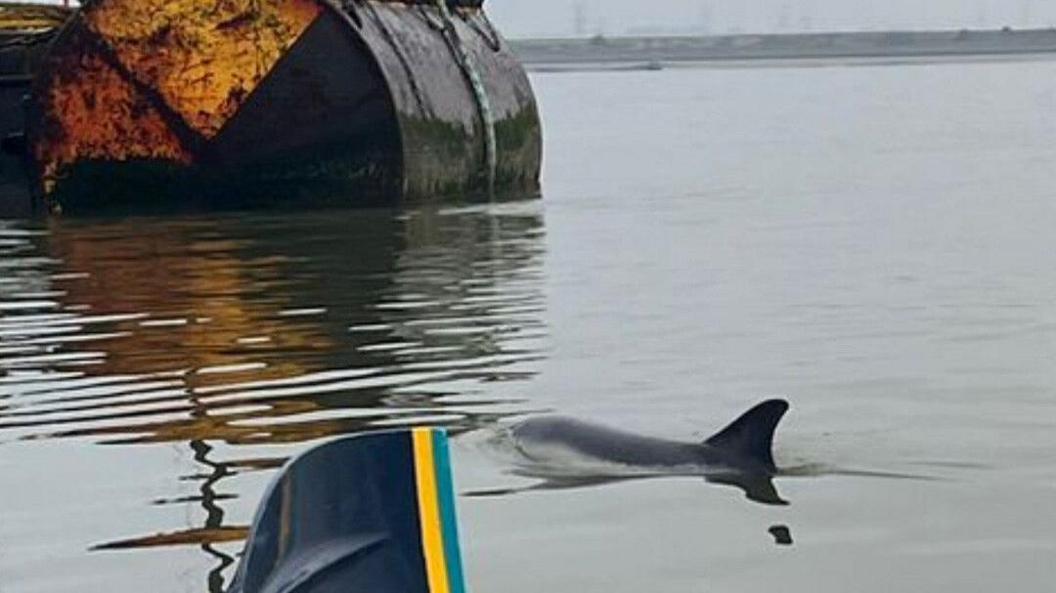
[506,399,790,504]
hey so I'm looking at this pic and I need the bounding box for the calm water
[4,58,1056,592]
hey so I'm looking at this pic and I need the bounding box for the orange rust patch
[35,48,193,193]
[84,0,324,138]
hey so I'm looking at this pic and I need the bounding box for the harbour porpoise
[500,399,791,504]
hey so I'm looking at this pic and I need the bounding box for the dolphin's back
[510,416,704,468]
[509,400,789,474]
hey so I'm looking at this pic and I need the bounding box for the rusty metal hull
[12,0,540,213]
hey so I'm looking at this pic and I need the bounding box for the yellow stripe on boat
[413,428,451,593]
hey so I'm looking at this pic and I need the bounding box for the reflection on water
[92,440,243,593]
[464,473,788,506]
[768,525,793,546]
[0,199,546,591]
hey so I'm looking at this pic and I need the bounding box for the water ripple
[0,202,547,572]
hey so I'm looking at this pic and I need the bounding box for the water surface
[4,57,1056,593]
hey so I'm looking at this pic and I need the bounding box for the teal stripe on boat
[432,429,467,593]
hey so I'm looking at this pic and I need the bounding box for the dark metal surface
[0,5,64,215]
[11,0,541,213]
[203,9,404,200]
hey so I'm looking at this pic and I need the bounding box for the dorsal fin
[704,399,789,471]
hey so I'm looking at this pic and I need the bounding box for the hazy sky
[489,0,1056,38]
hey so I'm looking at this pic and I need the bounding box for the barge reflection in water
[0,198,546,592]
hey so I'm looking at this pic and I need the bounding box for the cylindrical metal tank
[18,0,541,212]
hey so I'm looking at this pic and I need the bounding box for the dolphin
[492,399,791,505]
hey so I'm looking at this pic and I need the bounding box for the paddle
[227,428,466,593]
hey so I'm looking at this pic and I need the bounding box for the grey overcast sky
[488,1,1056,38]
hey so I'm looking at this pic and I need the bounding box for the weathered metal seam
[431,1,496,191]
[358,0,430,117]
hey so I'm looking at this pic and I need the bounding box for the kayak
[229,427,466,593]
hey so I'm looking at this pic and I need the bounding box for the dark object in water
[228,427,466,593]
[768,524,794,546]
[2,0,541,213]
[1,3,72,215]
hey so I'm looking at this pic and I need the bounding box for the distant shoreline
[509,28,1056,70]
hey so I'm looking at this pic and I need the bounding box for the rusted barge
[0,1,541,213]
